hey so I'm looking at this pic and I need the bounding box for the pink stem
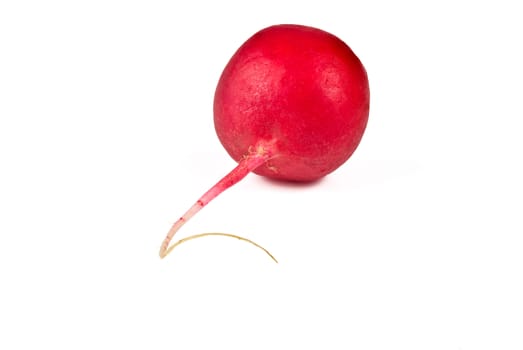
[159,143,275,259]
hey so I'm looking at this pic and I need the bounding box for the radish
[159,24,370,259]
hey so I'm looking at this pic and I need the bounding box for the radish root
[164,232,278,263]
[159,141,277,262]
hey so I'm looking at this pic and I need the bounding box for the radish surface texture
[159,24,370,259]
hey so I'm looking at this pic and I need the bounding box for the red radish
[159,24,369,259]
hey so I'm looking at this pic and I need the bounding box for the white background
[1,1,522,349]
